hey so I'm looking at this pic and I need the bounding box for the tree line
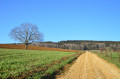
[30,40,120,51]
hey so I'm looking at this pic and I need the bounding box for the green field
[91,50,120,68]
[0,48,78,79]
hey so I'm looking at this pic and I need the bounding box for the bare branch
[9,23,43,49]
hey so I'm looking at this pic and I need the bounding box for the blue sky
[0,0,120,43]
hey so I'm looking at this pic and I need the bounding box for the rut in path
[57,51,120,79]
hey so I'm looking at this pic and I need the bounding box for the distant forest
[29,40,120,50]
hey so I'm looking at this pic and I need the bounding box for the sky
[0,0,120,43]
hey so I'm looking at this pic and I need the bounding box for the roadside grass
[0,48,81,79]
[31,55,78,79]
[91,50,120,68]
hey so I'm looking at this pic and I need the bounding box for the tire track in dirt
[56,51,120,79]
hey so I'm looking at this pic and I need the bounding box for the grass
[0,48,79,79]
[91,50,120,68]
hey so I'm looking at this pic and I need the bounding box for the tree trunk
[25,44,28,49]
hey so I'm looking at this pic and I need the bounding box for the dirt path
[56,51,120,79]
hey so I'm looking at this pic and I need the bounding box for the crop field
[0,48,81,79]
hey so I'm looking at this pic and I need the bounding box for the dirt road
[57,51,120,79]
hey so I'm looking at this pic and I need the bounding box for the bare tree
[9,23,43,49]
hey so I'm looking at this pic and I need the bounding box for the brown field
[0,44,78,52]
